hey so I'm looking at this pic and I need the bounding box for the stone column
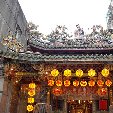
[92,100,96,113]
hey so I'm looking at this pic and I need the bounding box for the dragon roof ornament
[28,24,113,51]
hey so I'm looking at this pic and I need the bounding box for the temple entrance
[68,100,92,113]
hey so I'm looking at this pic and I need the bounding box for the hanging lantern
[101,68,109,77]
[29,83,36,89]
[48,80,54,86]
[97,88,107,96]
[97,80,104,87]
[105,80,112,87]
[64,69,71,77]
[56,80,62,87]
[75,69,83,77]
[88,80,95,87]
[64,80,70,87]
[52,87,63,96]
[80,80,87,87]
[28,89,35,96]
[51,69,59,77]
[88,69,96,77]
[73,80,79,86]
[28,98,35,103]
[27,105,34,112]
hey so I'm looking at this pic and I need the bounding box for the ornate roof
[0,50,113,62]
[28,25,113,53]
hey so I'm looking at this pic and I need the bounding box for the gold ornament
[75,69,83,77]
[64,69,71,77]
[28,89,35,96]
[27,105,34,111]
[29,83,36,88]
[101,68,109,77]
[88,69,96,77]
[51,69,59,77]
[80,81,87,86]
[28,98,35,103]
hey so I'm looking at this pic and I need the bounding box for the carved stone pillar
[63,98,67,113]
[92,100,96,113]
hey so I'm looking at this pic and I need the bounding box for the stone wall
[0,0,28,50]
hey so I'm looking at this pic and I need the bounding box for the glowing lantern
[105,80,112,87]
[97,80,104,87]
[29,83,36,88]
[64,80,70,87]
[28,98,35,103]
[48,80,54,86]
[73,80,79,86]
[64,69,71,77]
[88,80,95,87]
[97,88,107,96]
[56,80,62,86]
[27,105,34,112]
[88,69,96,77]
[51,69,59,77]
[52,87,63,96]
[28,89,35,96]
[75,69,83,77]
[101,68,109,77]
[80,81,87,87]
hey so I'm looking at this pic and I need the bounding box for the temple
[0,0,113,113]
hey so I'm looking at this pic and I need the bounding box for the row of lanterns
[51,68,109,77]
[27,83,36,112]
[48,79,112,87]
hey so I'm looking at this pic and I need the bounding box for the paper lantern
[88,69,96,77]
[105,80,112,87]
[101,68,109,77]
[29,83,36,88]
[56,80,62,86]
[80,81,87,87]
[52,87,63,96]
[28,98,34,103]
[97,80,104,87]
[28,89,35,96]
[51,69,59,77]
[75,69,83,77]
[64,80,70,87]
[48,80,54,86]
[27,105,34,112]
[88,80,95,87]
[64,69,71,77]
[73,80,79,86]
[98,88,107,96]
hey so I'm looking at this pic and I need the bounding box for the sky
[18,0,110,34]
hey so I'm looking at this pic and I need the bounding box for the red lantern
[64,80,70,87]
[73,80,79,86]
[80,81,87,87]
[97,80,104,87]
[56,80,62,86]
[88,80,95,87]
[52,87,63,96]
[48,80,54,86]
[105,80,112,87]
